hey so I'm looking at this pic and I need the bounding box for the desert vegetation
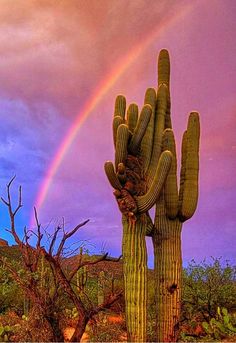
[0,241,236,342]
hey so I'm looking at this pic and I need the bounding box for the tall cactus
[104,94,172,341]
[152,50,200,342]
[104,49,200,342]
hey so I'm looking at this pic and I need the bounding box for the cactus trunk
[153,198,182,342]
[122,215,147,342]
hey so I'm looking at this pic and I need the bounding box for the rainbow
[31,4,194,226]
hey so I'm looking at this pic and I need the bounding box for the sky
[0,0,235,266]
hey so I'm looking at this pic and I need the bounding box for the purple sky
[0,0,235,266]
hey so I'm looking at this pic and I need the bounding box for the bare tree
[0,178,122,342]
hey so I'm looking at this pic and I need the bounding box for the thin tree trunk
[153,213,182,342]
[46,314,64,342]
[122,215,147,342]
[70,315,89,342]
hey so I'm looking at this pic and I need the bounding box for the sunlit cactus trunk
[153,197,182,342]
[122,215,147,342]
[150,50,200,342]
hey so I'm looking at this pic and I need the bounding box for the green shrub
[182,258,236,322]
[0,265,24,314]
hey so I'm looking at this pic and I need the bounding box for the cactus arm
[104,161,122,190]
[113,116,124,147]
[115,124,129,169]
[127,103,138,133]
[147,84,168,186]
[162,129,179,219]
[117,162,127,184]
[128,104,152,155]
[180,112,200,221]
[114,94,126,118]
[165,88,172,129]
[137,150,172,213]
[158,49,170,87]
[158,49,172,130]
[141,88,156,173]
[144,87,157,109]
[178,130,188,213]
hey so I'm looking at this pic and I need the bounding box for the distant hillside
[65,253,123,278]
[0,245,153,280]
[0,245,123,278]
[0,245,22,261]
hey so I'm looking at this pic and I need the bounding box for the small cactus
[202,307,236,340]
[76,266,88,293]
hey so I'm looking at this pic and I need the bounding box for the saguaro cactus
[76,266,87,293]
[152,50,200,342]
[105,49,200,342]
[104,93,172,341]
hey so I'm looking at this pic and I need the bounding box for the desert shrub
[0,264,24,314]
[182,258,236,322]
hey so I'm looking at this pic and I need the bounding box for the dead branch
[90,290,123,316]
[68,254,122,282]
[49,226,61,255]
[40,246,88,316]
[56,219,90,259]
[34,207,43,249]
[1,176,22,247]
